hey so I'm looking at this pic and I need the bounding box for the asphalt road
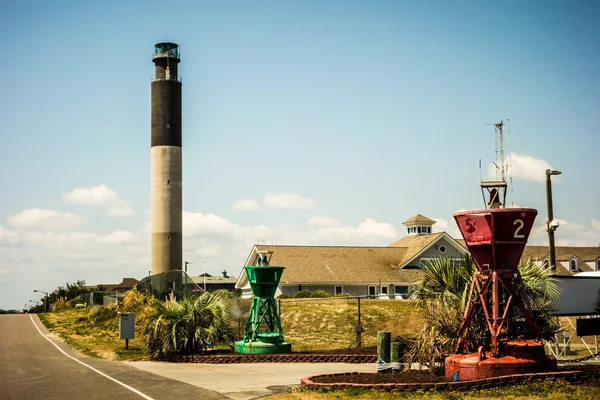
[0,314,226,400]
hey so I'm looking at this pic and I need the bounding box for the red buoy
[445,208,557,380]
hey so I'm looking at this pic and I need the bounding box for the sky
[1,0,599,309]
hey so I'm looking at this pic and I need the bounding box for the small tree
[144,292,235,359]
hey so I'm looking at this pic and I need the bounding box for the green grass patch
[279,299,424,352]
[264,379,600,400]
[37,308,149,361]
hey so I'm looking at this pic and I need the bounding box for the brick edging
[167,353,378,364]
[300,369,597,392]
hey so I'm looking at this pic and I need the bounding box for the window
[439,245,446,254]
[368,286,376,297]
[596,259,600,271]
[395,286,408,298]
[395,286,408,294]
[570,258,578,272]
[335,285,343,295]
[542,258,550,270]
[381,286,388,295]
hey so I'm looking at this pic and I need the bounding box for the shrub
[121,289,156,312]
[119,289,157,325]
[88,306,117,324]
[294,290,313,298]
[277,293,292,299]
[144,292,235,359]
[310,290,332,298]
[53,297,72,311]
[211,289,239,299]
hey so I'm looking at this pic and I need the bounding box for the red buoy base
[445,342,557,381]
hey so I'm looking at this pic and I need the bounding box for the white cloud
[528,217,600,247]
[62,184,133,217]
[7,209,86,231]
[485,153,556,184]
[432,217,462,239]
[307,216,342,228]
[356,218,397,238]
[62,184,119,205]
[96,230,137,245]
[307,218,398,242]
[183,211,240,237]
[9,230,137,249]
[0,224,21,246]
[233,199,262,211]
[263,193,318,210]
[107,205,134,217]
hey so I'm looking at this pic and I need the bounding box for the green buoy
[234,252,292,354]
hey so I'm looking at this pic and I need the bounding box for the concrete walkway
[125,361,374,400]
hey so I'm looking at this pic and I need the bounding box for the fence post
[278,297,282,324]
[356,297,362,350]
[237,298,241,340]
[357,297,361,326]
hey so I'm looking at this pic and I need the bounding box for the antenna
[480,120,508,209]
[507,119,514,207]
[495,121,505,181]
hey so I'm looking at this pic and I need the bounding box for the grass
[280,299,425,352]
[38,307,149,361]
[37,297,599,362]
[262,379,600,400]
[36,297,425,359]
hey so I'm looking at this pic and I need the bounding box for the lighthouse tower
[151,42,182,275]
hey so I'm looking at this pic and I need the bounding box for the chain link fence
[252,296,424,354]
[546,315,600,362]
[76,291,126,307]
[228,297,600,361]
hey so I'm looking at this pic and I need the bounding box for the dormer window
[542,258,550,270]
[596,258,600,271]
[569,258,578,272]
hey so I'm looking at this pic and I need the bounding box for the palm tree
[144,292,235,359]
[405,256,561,371]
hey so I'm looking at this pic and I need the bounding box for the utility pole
[33,289,48,313]
[184,261,192,273]
[546,169,562,271]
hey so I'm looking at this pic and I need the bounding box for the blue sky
[1,0,599,309]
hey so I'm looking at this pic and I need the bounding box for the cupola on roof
[402,214,436,236]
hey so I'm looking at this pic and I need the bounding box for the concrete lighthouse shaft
[151,42,182,275]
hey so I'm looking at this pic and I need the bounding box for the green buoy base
[234,340,292,354]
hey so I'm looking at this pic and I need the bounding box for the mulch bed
[311,370,451,384]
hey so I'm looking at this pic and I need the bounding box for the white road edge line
[29,314,155,400]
